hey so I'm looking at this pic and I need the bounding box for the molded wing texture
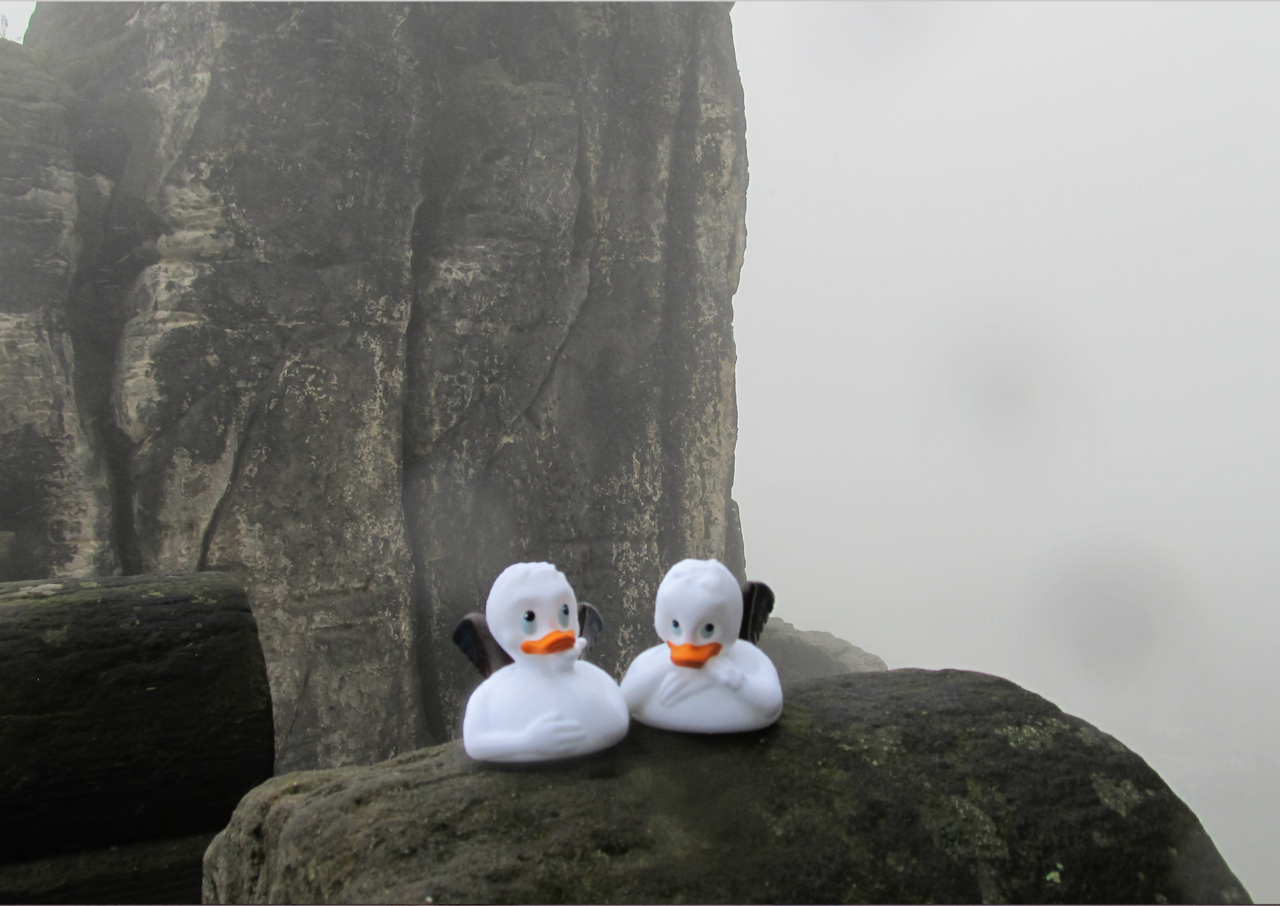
[578,602,604,655]
[739,581,775,644]
[452,612,515,678]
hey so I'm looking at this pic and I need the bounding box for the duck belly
[474,664,628,756]
[633,672,779,733]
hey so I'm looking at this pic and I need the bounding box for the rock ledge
[203,669,1250,904]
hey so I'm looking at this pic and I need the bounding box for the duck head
[487,562,581,668]
[654,558,741,668]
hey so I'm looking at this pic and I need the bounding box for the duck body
[463,655,628,762]
[458,562,629,763]
[622,638,782,732]
[620,558,784,734]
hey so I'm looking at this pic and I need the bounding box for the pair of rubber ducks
[453,558,783,763]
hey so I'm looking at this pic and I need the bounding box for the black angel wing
[452,612,515,678]
[578,602,604,655]
[738,580,775,644]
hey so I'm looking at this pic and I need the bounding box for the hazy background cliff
[730,3,1279,901]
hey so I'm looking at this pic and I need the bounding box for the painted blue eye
[521,610,537,635]
[671,619,681,636]
[558,603,571,628]
[700,623,715,640]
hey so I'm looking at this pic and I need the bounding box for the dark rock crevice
[40,1,179,578]
[67,192,168,576]
[404,197,447,745]
[402,13,599,732]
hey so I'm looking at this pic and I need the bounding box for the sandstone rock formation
[203,670,1252,905]
[12,2,748,771]
[0,39,116,584]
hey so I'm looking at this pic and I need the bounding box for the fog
[730,2,1280,899]
[0,0,30,42]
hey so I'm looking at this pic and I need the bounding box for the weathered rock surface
[203,670,1250,905]
[401,2,748,739]
[759,616,887,684]
[0,572,273,865]
[0,832,215,905]
[16,2,749,771]
[0,38,116,583]
[23,1,429,774]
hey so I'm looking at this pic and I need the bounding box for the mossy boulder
[203,669,1249,904]
[0,572,274,866]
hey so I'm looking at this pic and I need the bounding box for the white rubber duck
[453,562,629,762]
[621,558,783,733]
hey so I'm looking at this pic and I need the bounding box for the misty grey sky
[0,0,31,42]
[730,2,1279,898]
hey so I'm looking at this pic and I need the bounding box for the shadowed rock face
[202,670,1251,905]
[12,3,747,770]
[0,40,117,583]
[0,573,273,865]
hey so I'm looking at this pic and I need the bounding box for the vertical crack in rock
[404,200,448,743]
[499,272,590,440]
[35,2,230,578]
[485,52,601,447]
[196,336,294,574]
[72,194,166,577]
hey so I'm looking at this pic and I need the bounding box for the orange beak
[667,640,722,668]
[521,630,577,655]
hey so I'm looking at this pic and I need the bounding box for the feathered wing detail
[578,602,604,656]
[739,580,775,644]
[452,612,515,678]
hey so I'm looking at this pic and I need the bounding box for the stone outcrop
[0,572,273,903]
[13,2,748,771]
[0,39,116,583]
[202,669,1251,905]
[758,616,887,683]
[0,573,274,858]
